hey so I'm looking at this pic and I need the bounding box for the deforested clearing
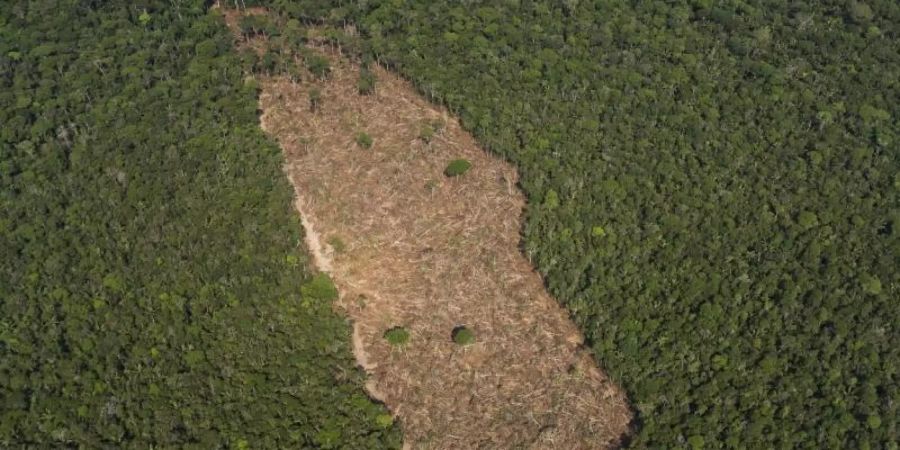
[256,39,632,449]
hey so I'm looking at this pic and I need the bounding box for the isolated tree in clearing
[444,159,471,177]
[384,327,410,346]
[451,326,476,346]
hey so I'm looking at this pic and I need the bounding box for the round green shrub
[444,159,472,177]
[358,68,376,95]
[383,326,410,346]
[867,414,882,429]
[375,414,394,429]
[327,235,346,253]
[420,119,445,143]
[356,132,373,149]
[419,124,435,143]
[688,435,705,449]
[300,273,338,301]
[451,326,475,346]
[305,54,331,79]
[860,274,882,295]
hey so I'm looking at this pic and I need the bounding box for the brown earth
[220,6,633,449]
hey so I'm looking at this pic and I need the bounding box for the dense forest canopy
[2,0,898,447]
[258,0,900,447]
[0,0,399,447]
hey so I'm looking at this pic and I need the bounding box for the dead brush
[224,6,633,449]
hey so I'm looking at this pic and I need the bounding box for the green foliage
[301,274,339,301]
[358,67,376,95]
[304,53,331,79]
[419,125,435,143]
[327,235,346,253]
[860,274,883,295]
[309,87,322,111]
[849,2,875,23]
[356,131,373,149]
[268,0,900,447]
[451,326,476,346]
[419,119,444,144]
[0,2,399,448]
[383,327,410,346]
[543,189,560,209]
[867,414,882,430]
[239,14,277,37]
[376,414,395,429]
[688,435,705,449]
[444,159,472,177]
[284,18,306,43]
[797,210,819,229]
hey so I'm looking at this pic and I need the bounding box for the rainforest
[2,0,897,448]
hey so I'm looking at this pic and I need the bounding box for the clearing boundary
[223,7,633,448]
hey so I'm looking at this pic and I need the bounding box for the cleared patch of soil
[221,6,633,448]
[264,61,632,448]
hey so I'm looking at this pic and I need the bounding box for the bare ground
[220,6,633,448]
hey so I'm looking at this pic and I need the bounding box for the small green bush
[444,159,472,177]
[375,414,394,429]
[358,68,376,95]
[451,326,475,346]
[284,19,306,48]
[419,119,444,144]
[308,87,321,111]
[383,326,410,346]
[305,54,331,79]
[419,124,435,143]
[361,53,374,70]
[300,273,339,301]
[356,132,373,149]
[239,15,277,38]
[258,51,279,74]
[327,235,346,253]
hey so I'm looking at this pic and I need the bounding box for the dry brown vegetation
[222,7,633,448]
